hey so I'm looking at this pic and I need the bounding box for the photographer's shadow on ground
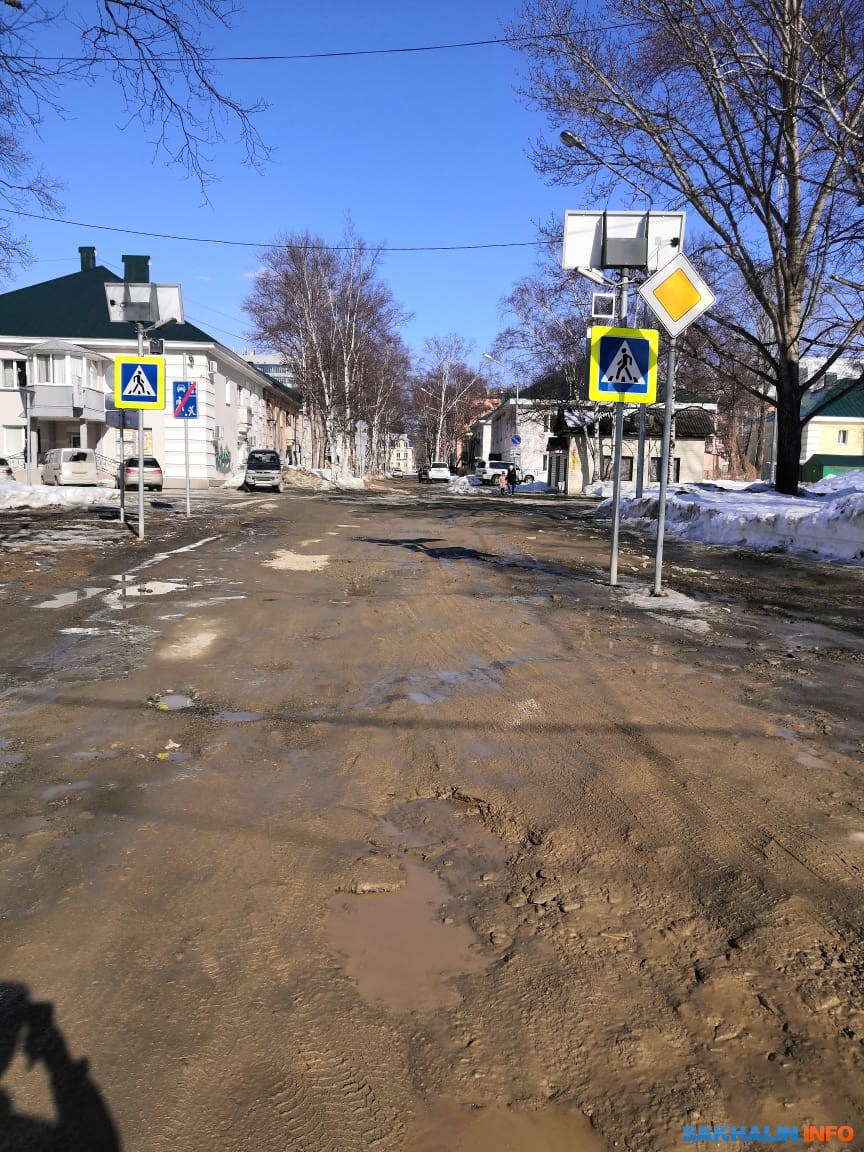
[0,982,121,1151]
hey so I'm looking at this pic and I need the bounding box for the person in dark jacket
[506,465,518,495]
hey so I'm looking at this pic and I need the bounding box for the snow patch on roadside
[623,586,712,634]
[0,478,119,510]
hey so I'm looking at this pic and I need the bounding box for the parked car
[474,459,534,485]
[0,456,13,479]
[243,448,283,492]
[391,467,403,478]
[42,448,99,487]
[119,456,164,491]
[426,461,451,483]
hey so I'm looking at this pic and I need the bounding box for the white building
[0,248,299,487]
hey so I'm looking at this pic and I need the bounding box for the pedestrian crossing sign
[588,326,659,404]
[114,356,165,409]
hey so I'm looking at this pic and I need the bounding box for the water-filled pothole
[407,1101,606,1152]
[328,858,487,1013]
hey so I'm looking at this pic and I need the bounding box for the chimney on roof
[79,246,96,271]
[122,254,150,283]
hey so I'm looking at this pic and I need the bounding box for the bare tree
[509,0,864,494]
[355,332,412,474]
[493,231,604,477]
[411,335,488,465]
[244,229,408,479]
[0,0,267,276]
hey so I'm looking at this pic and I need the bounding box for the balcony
[29,384,106,422]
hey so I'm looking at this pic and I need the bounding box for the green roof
[801,378,864,420]
[0,265,212,343]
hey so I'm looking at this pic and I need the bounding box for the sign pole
[608,270,629,586]
[119,409,125,525]
[184,416,191,516]
[653,335,677,595]
[136,323,145,541]
[635,408,646,498]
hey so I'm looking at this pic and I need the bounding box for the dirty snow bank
[446,475,555,495]
[0,478,120,510]
[593,470,864,564]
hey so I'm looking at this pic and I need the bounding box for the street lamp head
[560,130,581,149]
[483,352,498,363]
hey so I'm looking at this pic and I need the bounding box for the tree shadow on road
[0,982,121,1151]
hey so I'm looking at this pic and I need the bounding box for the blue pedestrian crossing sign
[173,380,198,419]
[588,326,659,404]
[114,356,165,410]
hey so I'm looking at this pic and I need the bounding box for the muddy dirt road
[0,484,862,1151]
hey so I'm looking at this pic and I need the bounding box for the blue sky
[6,1,575,378]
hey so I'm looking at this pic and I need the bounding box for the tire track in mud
[472,623,864,1130]
[367,513,864,1142]
[267,980,408,1152]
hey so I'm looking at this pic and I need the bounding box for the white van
[41,448,99,487]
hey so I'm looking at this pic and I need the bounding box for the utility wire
[11,29,636,65]
[4,209,543,253]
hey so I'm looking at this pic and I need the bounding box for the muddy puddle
[328,858,487,1013]
[407,1100,606,1152]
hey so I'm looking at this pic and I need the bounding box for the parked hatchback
[119,456,164,491]
[42,448,99,486]
[243,448,283,492]
[426,461,451,483]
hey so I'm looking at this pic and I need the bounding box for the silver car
[243,449,283,492]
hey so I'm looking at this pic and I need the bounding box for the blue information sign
[172,380,198,419]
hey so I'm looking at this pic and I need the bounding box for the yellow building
[387,435,414,474]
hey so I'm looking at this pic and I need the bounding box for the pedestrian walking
[497,471,508,496]
[506,465,518,495]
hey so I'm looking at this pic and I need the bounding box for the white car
[426,461,451,482]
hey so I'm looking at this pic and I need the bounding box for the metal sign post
[637,253,715,594]
[587,320,660,585]
[104,279,184,540]
[119,409,125,524]
[653,337,677,594]
[136,325,145,540]
[172,380,198,517]
[609,272,629,585]
[561,209,677,588]
[114,350,165,541]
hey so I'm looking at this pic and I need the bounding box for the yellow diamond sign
[638,253,715,337]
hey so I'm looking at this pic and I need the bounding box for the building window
[2,425,25,454]
[650,457,681,482]
[602,455,633,480]
[838,429,848,445]
[1,361,23,389]
[35,354,67,384]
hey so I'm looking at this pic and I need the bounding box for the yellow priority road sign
[114,356,165,410]
[637,252,715,338]
[588,326,659,404]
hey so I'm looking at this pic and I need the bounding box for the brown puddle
[328,858,487,1013]
[407,1100,607,1152]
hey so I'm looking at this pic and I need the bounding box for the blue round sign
[511,434,522,446]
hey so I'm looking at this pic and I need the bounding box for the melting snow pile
[595,471,864,564]
[0,478,119,510]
